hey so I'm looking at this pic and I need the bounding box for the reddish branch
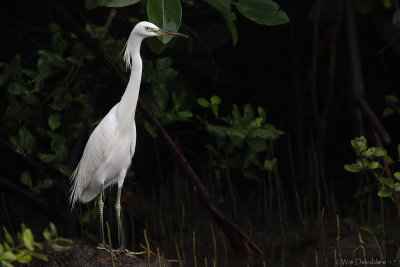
[44,0,263,256]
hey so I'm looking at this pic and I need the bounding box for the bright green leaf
[50,244,71,252]
[147,0,182,44]
[197,98,210,108]
[235,0,289,26]
[16,253,32,264]
[394,172,400,181]
[373,147,387,157]
[32,253,48,261]
[23,229,34,251]
[177,111,193,119]
[367,161,379,170]
[351,136,367,154]
[344,164,363,173]
[211,95,222,105]
[2,227,14,246]
[0,251,16,262]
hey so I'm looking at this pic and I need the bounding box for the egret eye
[145,26,152,32]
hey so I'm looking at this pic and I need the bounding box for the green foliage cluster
[85,0,289,46]
[197,96,284,181]
[0,223,71,267]
[1,23,98,193]
[345,137,400,216]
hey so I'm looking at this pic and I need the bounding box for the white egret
[69,21,187,252]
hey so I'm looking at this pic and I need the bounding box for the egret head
[133,21,188,38]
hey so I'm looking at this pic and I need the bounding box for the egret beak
[154,29,188,38]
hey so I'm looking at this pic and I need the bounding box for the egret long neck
[116,36,143,133]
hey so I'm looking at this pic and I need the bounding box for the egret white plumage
[69,21,187,252]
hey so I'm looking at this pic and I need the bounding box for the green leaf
[0,251,16,262]
[360,225,373,234]
[3,227,14,246]
[22,93,39,106]
[197,98,210,108]
[43,229,51,241]
[379,177,393,189]
[49,222,57,237]
[385,94,399,105]
[394,182,400,192]
[18,127,36,152]
[264,158,277,171]
[36,179,53,191]
[373,147,387,157]
[147,0,182,44]
[102,0,141,7]
[206,124,228,137]
[144,121,157,138]
[16,253,32,264]
[394,172,400,181]
[37,50,66,68]
[23,229,34,251]
[203,0,238,44]
[367,161,379,170]
[7,82,28,95]
[378,186,393,197]
[383,107,395,117]
[211,95,221,117]
[344,164,363,173]
[37,153,57,164]
[50,244,71,252]
[32,253,48,261]
[177,111,193,119]
[232,104,241,120]
[235,0,289,26]
[223,13,238,45]
[20,171,32,187]
[48,113,62,130]
[211,95,222,105]
[351,136,367,154]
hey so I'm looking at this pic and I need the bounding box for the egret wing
[69,106,117,207]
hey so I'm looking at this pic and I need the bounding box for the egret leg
[115,186,126,252]
[98,184,107,249]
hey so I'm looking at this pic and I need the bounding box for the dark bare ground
[18,241,172,267]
